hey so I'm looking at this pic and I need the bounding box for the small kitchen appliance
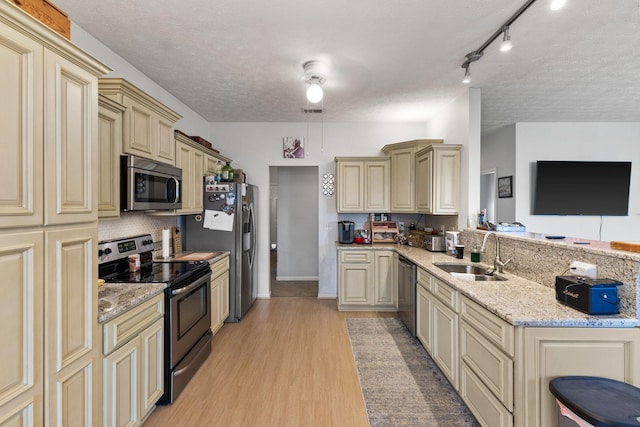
[338,221,355,244]
[445,231,460,255]
[120,155,182,211]
[555,275,623,315]
[424,235,446,252]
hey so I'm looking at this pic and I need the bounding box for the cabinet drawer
[461,297,514,357]
[417,267,432,291]
[432,277,458,310]
[460,321,513,410]
[340,250,371,263]
[210,256,229,277]
[460,362,513,427]
[103,294,164,355]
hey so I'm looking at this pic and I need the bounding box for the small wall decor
[498,175,513,198]
[283,137,304,158]
[322,173,334,195]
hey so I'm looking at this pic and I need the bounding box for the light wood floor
[144,298,395,426]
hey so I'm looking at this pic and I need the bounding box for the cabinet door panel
[416,284,432,352]
[156,117,175,164]
[337,161,363,212]
[103,338,138,427]
[125,100,153,158]
[434,149,460,213]
[97,97,123,218]
[210,276,221,333]
[373,251,395,306]
[0,27,43,228]
[390,148,415,212]
[44,50,98,225]
[192,149,204,212]
[415,150,433,213]
[339,264,370,305]
[139,318,164,420]
[364,161,389,212]
[432,298,459,389]
[0,232,43,425]
[49,359,96,427]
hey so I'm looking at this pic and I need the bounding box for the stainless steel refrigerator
[180,182,258,322]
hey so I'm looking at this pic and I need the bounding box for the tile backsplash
[98,212,178,252]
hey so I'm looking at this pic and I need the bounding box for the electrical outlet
[398,222,405,231]
[570,261,597,279]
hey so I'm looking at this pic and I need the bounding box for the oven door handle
[171,273,211,296]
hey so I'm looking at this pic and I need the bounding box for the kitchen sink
[433,263,507,282]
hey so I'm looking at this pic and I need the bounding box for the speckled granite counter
[337,242,640,327]
[98,283,167,323]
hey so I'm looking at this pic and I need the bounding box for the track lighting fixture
[499,26,512,52]
[459,0,554,84]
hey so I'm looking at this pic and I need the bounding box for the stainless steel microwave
[121,155,182,211]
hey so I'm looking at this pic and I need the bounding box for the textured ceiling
[54,0,640,131]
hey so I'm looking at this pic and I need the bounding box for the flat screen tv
[533,161,632,216]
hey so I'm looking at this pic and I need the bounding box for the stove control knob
[98,249,104,257]
[104,248,112,255]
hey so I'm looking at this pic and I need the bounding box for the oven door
[168,271,211,367]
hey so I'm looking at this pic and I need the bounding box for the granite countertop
[337,242,640,328]
[98,282,167,323]
[98,251,230,324]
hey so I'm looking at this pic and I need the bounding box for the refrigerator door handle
[248,202,256,268]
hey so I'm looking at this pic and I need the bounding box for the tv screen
[533,161,632,216]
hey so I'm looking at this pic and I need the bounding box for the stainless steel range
[98,234,212,404]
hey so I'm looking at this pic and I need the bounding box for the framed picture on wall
[498,176,513,198]
[283,137,304,158]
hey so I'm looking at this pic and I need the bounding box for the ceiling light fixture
[499,26,513,52]
[462,65,472,84]
[550,0,566,11]
[302,60,326,104]
[460,0,541,83]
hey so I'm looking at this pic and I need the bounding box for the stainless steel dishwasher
[397,255,417,336]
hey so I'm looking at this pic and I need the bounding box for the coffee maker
[338,221,355,244]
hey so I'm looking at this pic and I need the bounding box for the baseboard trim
[317,293,337,299]
[275,275,318,281]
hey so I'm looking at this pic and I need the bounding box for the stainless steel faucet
[481,232,511,273]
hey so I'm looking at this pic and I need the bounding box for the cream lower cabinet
[519,327,640,427]
[416,268,432,352]
[338,250,396,311]
[415,144,462,214]
[335,157,390,213]
[175,133,205,215]
[0,231,44,426]
[209,255,230,335]
[102,294,164,427]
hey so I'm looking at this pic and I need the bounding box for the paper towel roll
[162,228,171,259]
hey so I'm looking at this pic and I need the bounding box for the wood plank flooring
[143,298,395,427]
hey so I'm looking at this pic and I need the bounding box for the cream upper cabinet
[0,22,43,229]
[416,144,462,214]
[175,133,205,215]
[0,231,44,426]
[98,78,182,165]
[98,95,126,219]
[382,139,442,212]
[338,250,396,311]
[335,157,390,213]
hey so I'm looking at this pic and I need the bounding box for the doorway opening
[480,168,497,224]
[269,166,319,297]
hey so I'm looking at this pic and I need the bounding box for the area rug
[346,318,479,427]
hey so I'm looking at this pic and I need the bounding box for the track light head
[462,66,471,84]
[500,26,512,52]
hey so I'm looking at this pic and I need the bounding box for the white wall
[209,122,426,298]
[425,88,481,230]
[276,166,319,280]
[69,23,211,138]
[515,123,640,241]
[481,124,516,222]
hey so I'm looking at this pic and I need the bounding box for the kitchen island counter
[337,242,639,327]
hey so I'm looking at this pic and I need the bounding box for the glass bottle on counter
[470,242,481,262]
[215,160,222,182]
